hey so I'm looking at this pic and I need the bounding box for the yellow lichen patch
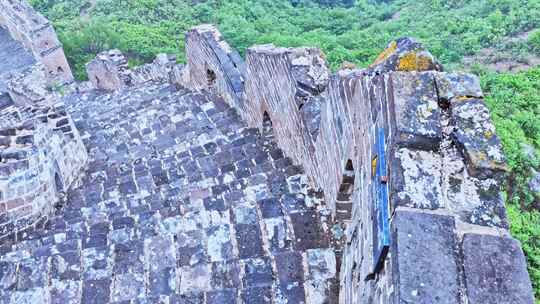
[371,156,378,177]
[397,52,418,71]
[372,41,397,66]
[484,130,493,139]
[470,151,488,165]
[397,52,435,72]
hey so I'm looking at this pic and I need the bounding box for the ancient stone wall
[185,25,246,110]
[87,50,183,91]
[183,24,535,303]
[0,103,87,243]
[0,0,73,83]
[0,38,86,244]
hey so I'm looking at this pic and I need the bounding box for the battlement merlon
[182,24,535,303]
[0,0,73,83]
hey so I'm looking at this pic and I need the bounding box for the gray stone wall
[0,0,73,83]
[183,24,535,303]
[0,59,87,245]
[87,50,183,91]
[86,49,131,91]
[0,103,87,244]
[185,24,246,111]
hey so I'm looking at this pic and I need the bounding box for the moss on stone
[397,52,434,72]
[372,41,397,66]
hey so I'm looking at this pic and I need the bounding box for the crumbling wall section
[0,56,86,245]
[86,50,184,91]
[183,24,535,303]
[0,0,73,83]
[0,104,87,243]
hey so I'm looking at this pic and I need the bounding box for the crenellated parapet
[182,24,535,303]
[0,0,73,83]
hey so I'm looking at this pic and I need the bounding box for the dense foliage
[31,0,540,78]
[31,0,540,300]
[481,67,540,299]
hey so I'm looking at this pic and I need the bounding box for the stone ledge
[462,233,534,304]
[392,210,460,304]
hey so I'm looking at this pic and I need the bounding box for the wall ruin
[183,24,535,303]
[0,103,87,243]
[86,49,183,91]
[0,27,86,244]
[0,0,73,83]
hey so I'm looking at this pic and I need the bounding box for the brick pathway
[0,82,339,303]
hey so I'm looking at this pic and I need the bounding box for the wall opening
[54,172,64,195]
[57,66,64,73]
[336,159,355,222]
[53,160,65,201]
[206,68,216,87]
[262,111,273,135]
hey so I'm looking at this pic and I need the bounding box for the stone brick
[434,72,483,101]
[82,279,111,304]
[242,257,274,287]
[462,234,534,304]
[235,223,265,258]
[290,210,329,250]
[392,210,460,304]
[390,148,442,210]
[210,261,240,289]
[241,286,273,304]
[275,251,305,285]
[206,289,237,304]
[451,98,508,178]
[388,71,442,150]
[370,37,442,73]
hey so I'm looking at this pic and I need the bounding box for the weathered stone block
[451,98,508,178]
[370,37,442,73]
[290,210,329,250]
[462,233,534,304]
[392,210,460,304]
[86,49,130,91]
[390,148,442,210]
[290,47,329,98]
[388,72,441,150]
[300,96,323,141]
[434,72,483,101]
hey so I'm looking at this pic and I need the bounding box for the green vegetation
[31,0,539,77]
[481,67,540,299]
[30,0,540,299]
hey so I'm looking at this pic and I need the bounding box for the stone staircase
[0,81,340,303]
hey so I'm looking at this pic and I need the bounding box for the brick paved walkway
[0,82,339,303]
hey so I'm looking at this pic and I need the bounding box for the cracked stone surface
[0,81,339,303]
